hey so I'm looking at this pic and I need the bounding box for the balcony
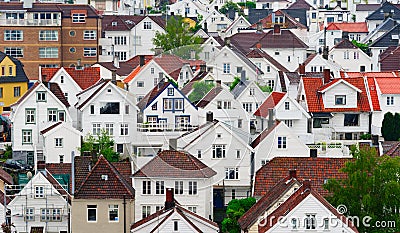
[137,123,198,132]
[0,19,61,26]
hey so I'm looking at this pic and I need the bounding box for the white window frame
[277,136,287,149]
[39,47,58,58]
[175,181,183,195]
[386,96,394,106]
[120,123,129,136]
[39,30,58,41]
[155,181,165,195]
[72,13,86,23]
[4,47,23,58]
[108,205,119,222]
[55,138,63,147]
[142,180,151,194]
[225,167,239,180]
[4,30,23,41]
[188,181,197,195]
[92,123,101,135]
[83,30,96,40]
[87,205,97,222]
[35,186,44,198]
[83,47,97,57]
[212,144,226,158]
[105,123,114,136]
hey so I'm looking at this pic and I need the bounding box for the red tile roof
[375,78,400,94]
[123,65,143,84]
[287,0,314,9]
[367,78,381,111]
[340,71,399,78]
[74,156,134,199]
[325,22,368,33]
[196,86,223,108]
[254,157,351,197]
[229,32,267,54]
[98,55,153,77]
[382,141,400,157]
[302,77,371,112]
[254,92,285,118]
[133,150,216,178]
[247,49,289,72]
[43,67,101,90]
[251,121,280,148]
[48,82,70,107]
[258,183,359,233]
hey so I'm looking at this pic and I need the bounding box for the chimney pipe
[206,111,213,122]
[113,55,120,68]
[289,170,297,179]
[267,108,274,129]
[299,63,306,75]
[323,69,330,84]
[111,69,117,85]
[165,188,175,210]
[216,80,221,88]
[224,38,231,47]
[204,22,208,33]
[240,70,246,84]
[342,31,349,40]
[139,55,145,67]
[273,24,281,35]
[169,138,177,151]
[200,64,206,72]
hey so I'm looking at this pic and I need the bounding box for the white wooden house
[329,39,372,72]
[223,16,251,37]
[200,9,232,34]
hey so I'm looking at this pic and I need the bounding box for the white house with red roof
[10,82,72,167]
[132,150,216,220]
[42,66,101,128]
[329,39,372,72]
[75,80,139,157]
[176,119,254,206]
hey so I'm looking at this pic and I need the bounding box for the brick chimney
[273,24,281,35]
[298,63,306,75]
[256,43,262,49]
[289,170,297,179]
[323,68,331,84]
[165,188,175,210]
[303,180,311,190]
[216,80,221,88]
[139,55,145,67]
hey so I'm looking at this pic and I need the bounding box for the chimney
[289,170,297,179]
[323,68,330,84]
[139,55,145,67]
[224,38,231,47]
[342,31,349,40]
[42,75,47,83]
[204,22,208,33]
[216,80,221,88]
[256,21,263,33]
[111,69,117,85]
[206,111,214,122]
[154,48,163,56]
[303,180,311,190]
[200,64,206,72]
[256,43,262,49]
[165,188,175,210]
[267,108,274,128]
[113,56,120,69]
[37,161,46,171]
[310,149,318,158]
[38,65,42,82]
[337,0,342,7]
[240,70,246,84]
[77,59,82,68]
[169,138,177,151]
[273,24,281,35]
[23,0,33,8]
[299,63,306,75]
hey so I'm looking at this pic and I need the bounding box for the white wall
[329,48,372,72]
[262,48,307,72]
[322,82,358,109]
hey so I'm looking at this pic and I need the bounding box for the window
[116,144,123,153]
[155,181,165,195]
[344,51,349,60]
[133,36,141,45]
[84,48,97,57]
[142,180,151,194]
[277,136,287,149]
[324,218,329,229]
[0,87,2,98]
[284,101,290,110]
[335,95,346,105]
[4,30,23,41]
[151,103,157,110]
[59,155,64,163]
[120,123,129,136]
[188,181,197,195]
[72,13,86,23]
[83,30,96,40]
[142,206,151,219]
[174,221,179,231]
[37,92,46,102]
[344,114,359,126]
[267,80,275,89]
[55,138,63,147]
[291,218,298,229]
[232,189,236,199]
[225,167,239,179]
[176,116,189,128]
[35,186,44,198]
[155,206,163,212]
[387,96,394,106]
[125,105,129,114]
[114,51,127,61]
[114,36,127,45]
[4,47,23,58]
[100,102,120,114]
[39,47,58,58]
[41,208,61,222]
[175,181,183,195]
[108,205,118,222]
[197,150,202,158]
[236,150,241,159]
[243,103,252,112]
[48,109,57,122]
[284,120,293,127]
[105,123,114,136]
[90,105,95,114]
[223,63,230,73]
[305,214,316,229]
[249,88,255,96]
[87,205,97,222]
[39,30,58,41]
[26,109,35,124]
[237,66,243,73]
[360,65,366,72]
[22,130,32,144]
[143,22,152,29]
[354,51,359,59]
[188,206,197,213]
[168,88,174,96]
[287,56,291,62]
[205,52,210,60]
[212,145,226,158]
[14,86,20,97]
[238,119,242,128]
[92,123,101,135]
[25,208,34,221]
[137,81,144,87]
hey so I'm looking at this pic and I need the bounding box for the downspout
[123,195,127,233]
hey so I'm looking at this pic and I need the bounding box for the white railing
[0,19,61,26]
[137,123,198,132]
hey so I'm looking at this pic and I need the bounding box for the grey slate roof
[0,52,29,84]
[370,23,400,48]
[363,18,397,43]
[231,80,250,98]
[231,45,264,75]
[248,8,272,24]
[366,2,400,20]
[283,9,308,29]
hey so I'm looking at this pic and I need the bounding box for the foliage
[221,197,256,233]
[220,1,241,14]
[3,144,12,160]
[324,146,400,233]
[381,112,400,141]
[352,40,370,54]
[360,133,371,140]
[188,81,215,103]
[237,1,256,8]
[153,16,203,55]
[257,82,273,93]
[80,130,120,162]
[230,77,241,91]
[1,222,14,233]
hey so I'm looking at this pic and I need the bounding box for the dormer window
[335,95,346,105]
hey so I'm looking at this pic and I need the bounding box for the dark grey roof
[283,9,308,29]
[248,8,272,24]
[231,80,250,98]
[363,18,397,43]
[356,4,381,11]
[230,45,264,75]
[366,2,400,20]
[285,71,324,84]
[0,52,29,84]
[370,23,400,48]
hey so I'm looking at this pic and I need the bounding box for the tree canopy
[188,81,214,103]
[220,1,241,14]
[381,112,400,141]
[221,197,256,233]
[324,146,400,233]
[80,130,120,162]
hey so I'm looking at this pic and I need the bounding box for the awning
[311,112,333,118]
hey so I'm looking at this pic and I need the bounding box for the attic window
[107,88,112,93]
[335,95,346,105]
[101,175,108,180]
[111,21,117,26]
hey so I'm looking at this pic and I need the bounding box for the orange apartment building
[0,2,101,80]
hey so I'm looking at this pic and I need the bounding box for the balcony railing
[137,123,197,132]
[0,19,61,26]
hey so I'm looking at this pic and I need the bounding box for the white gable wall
[322,82,358,109]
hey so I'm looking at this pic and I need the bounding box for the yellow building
[0,52,29,113]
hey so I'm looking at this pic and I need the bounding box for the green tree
[237,1,256,8]
[381,112,397,141]
[220,1,241,14]
[229,77,241,91]
[221,197,256,233]
[153,16,202,54]
[80,130,120,162]
[324,146,400,233]
[352,40,370,54]
[188,81,215,103]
